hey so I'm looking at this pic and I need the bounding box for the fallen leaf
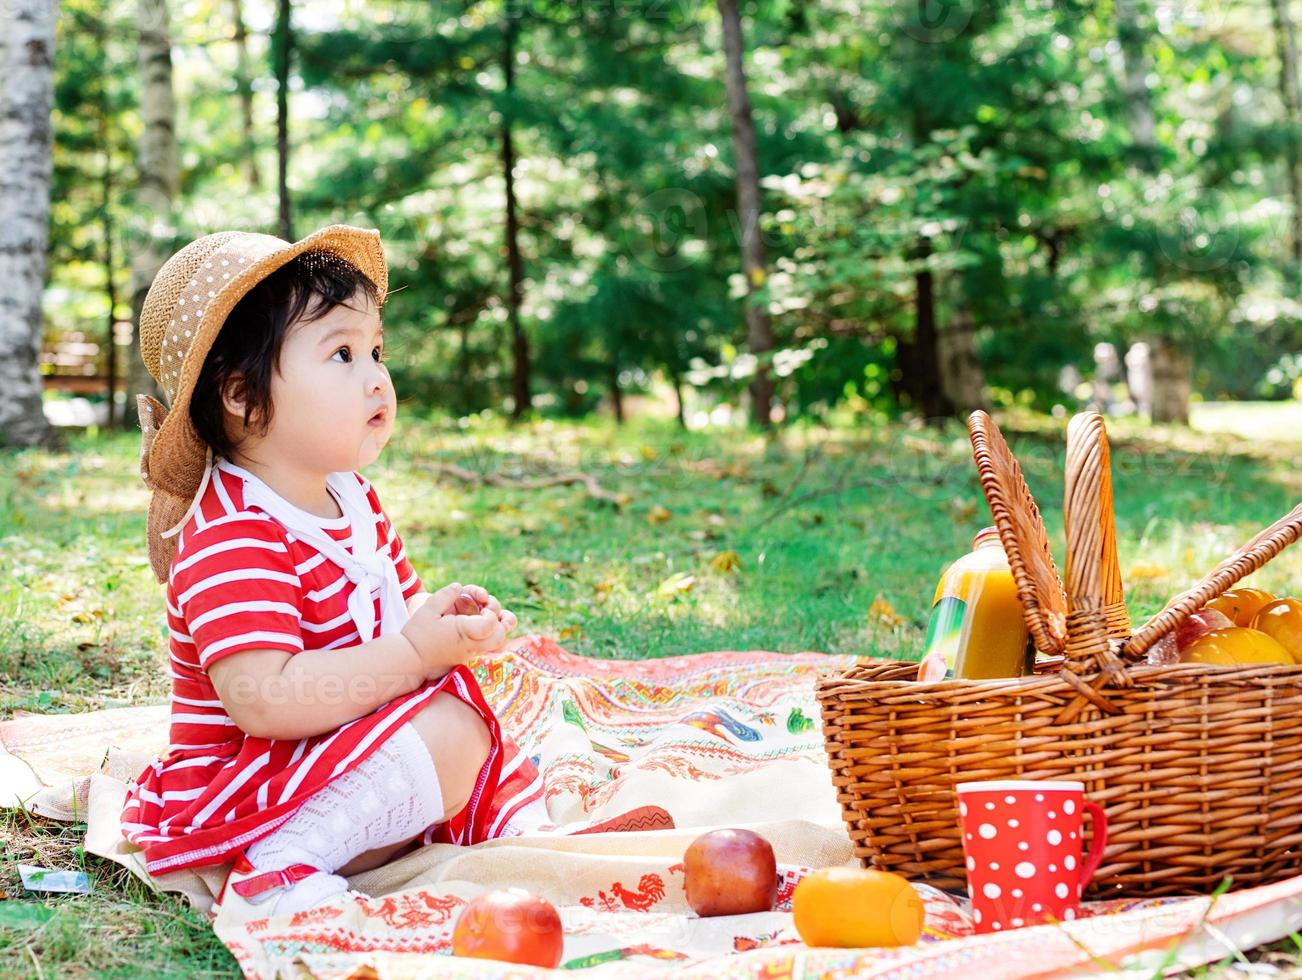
[710,550,742,573]
[559,625,584,641]
[647,505,673,525]
[640,445,658,461]
[869,595,905,628]
[655,572,696,600]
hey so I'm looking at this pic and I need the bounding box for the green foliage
[41,0,1302,421]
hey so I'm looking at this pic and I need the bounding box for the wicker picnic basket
[817,410,1302,898]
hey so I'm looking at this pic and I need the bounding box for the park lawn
[3,407,1302,975]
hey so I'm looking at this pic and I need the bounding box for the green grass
[3,406,1302,976]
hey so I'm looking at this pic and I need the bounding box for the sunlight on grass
[1191,401,1302,444]
[3,412,1300,711]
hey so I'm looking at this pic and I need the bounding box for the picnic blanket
[7,636,1302,977]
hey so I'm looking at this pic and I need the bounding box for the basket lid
[967,411,1069,656]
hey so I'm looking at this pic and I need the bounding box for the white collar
[216,459,410,642]
[215,459,352,533]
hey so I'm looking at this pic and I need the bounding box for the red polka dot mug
[956,779,1108,933]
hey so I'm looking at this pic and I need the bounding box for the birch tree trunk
[717,0,774,428]
[0,0,57,448]
[126,0,177,416]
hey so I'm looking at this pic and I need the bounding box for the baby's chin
[354,437,389,470]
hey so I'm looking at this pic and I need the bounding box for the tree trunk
[668,366,687,429]
[1273,0,1302,283]
[502,12,530,419]
[937,303,989,415]
[902,237,955,420]
[608,361,624,424]
[898,97,955,421]
[101,111,119,428]
[1116,0,1190,423]
[459,318,472,412]
[716,0,774,428]
[0,0,57,448]
[126,0,177,417]
[1149,335,1190,424]
[231,0,260,189]
[274,0,292,240]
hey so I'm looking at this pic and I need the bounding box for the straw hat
[135,224,388,583]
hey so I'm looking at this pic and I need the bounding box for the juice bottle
[916,526,1032,681]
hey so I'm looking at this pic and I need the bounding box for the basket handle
[1062,412,1132,686]
[1066,412,1130,640]
[1122,502,1302,660]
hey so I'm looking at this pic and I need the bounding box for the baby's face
[259,291,397,474]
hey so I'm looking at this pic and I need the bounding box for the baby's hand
[456,584,518,636]
[401,582,508,676]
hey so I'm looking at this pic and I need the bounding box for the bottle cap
[972,525,1002,549]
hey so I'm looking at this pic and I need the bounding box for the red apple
[683,829,778,917]
[1174,608,1234,652]
[451,888,564,968]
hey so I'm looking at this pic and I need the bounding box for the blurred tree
[501,4,530,418]
[50,0,135,427]
[126,0,176,417]
[273,0,292,239]
[1272,0,1302,283]
[0,0,58,448]
[230,0,260,190]
[1115,0,1190,423]
[716,0,774,428]
[33,0,1300,426]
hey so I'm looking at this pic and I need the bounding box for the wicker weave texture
[967,411,1068,656]
[820,658,1302,897]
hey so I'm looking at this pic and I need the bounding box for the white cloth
[215,459,411,643]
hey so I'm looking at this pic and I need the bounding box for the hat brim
[145,224,387,509]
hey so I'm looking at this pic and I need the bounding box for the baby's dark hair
[190,251,382,461]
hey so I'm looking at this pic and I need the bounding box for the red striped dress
[121,459,506,874]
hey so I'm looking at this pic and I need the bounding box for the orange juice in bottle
[916,526,1031,681]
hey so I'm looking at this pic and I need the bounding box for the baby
[121,225,518,922]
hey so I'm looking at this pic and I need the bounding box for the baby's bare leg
[407,691,493,816]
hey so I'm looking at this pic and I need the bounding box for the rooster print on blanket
[579,873,669,913]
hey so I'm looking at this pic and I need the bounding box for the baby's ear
[221,369,259,426]
[220,374,249,420]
